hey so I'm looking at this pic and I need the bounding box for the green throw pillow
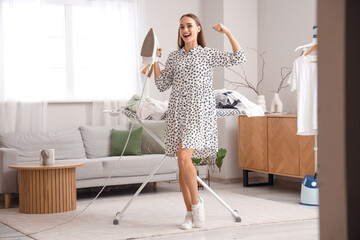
[111,127,143,156]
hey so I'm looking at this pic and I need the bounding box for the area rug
[0,190,318,240]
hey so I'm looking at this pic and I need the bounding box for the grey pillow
[79,125,127,159]
[0,129,86,162]
[133,120,165,154]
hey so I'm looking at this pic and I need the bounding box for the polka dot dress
[155,45,246,158]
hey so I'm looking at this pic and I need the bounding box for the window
[0,0,141,101]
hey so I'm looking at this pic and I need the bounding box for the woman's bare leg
[177,142,199,206]
[177,142,193,211]
[178,168,192,211]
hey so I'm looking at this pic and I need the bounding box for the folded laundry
[125,95,168,120]
[126,89,263,120]
[215,91,240,109]
[125,94,142,112]
[214,89,264,117]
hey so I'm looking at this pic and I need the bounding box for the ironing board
[107,106,246,225]
[108,107,246,120]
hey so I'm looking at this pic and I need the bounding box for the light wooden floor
[0,180,319,240]
[141,219,319,240]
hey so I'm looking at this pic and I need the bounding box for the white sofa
[0,121,178,208]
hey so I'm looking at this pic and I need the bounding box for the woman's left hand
[213,23,230,34]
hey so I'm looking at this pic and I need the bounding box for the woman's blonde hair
[178,13,206,49]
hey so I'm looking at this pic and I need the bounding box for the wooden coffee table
[9,160,84,214]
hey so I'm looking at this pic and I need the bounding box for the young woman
[153,13,246,230]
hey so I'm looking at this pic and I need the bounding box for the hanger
[304,44,317,56]
[295,26,318,52]
[295,37,317,52]
[295,26,318,63]
[304,43,317,63]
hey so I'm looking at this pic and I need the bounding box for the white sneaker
[192,196,205,228]
[179,211,193,230]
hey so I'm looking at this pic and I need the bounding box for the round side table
[9,160,85,214]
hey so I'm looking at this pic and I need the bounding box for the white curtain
[0,0,142,101]
[0,0,145,132]
[69,0,143,101]
[0,102,47,133]
[92,100,129,128]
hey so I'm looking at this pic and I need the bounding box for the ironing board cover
[121,107,246,120]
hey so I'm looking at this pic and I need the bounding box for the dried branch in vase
[225,48,266,96]
[275,67,291,93]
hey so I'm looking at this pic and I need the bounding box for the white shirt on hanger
[288,54,318,135]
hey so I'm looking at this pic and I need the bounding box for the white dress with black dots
[155,45,246,159]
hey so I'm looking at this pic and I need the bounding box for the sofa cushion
[79,125,127,159]
[101,154,177,178]
[111,127,142,156]
[133,120,165,154]
[0,129,87,162]
[75,158,104,180]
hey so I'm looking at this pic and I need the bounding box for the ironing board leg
[113,155,167,225]
[196,176,241,222]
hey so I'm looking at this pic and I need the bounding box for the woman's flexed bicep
[155,52,175,92]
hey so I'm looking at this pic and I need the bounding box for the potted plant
[191,148,227,178]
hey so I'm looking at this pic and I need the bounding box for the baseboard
[273,176,302,190]
[210,176,242,184]
[211,175,302,190]
[255,175,302,190]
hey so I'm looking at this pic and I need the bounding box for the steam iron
[140,28,160,77]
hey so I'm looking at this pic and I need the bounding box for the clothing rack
[294,25,318,178]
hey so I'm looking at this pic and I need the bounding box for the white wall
[224,0,259,103]
[143,0,203,101]
[200,0,224,90]
[214,0,316,180]
[258,0,317,114]
[213,0,258,179]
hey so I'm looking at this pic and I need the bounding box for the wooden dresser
[238,114,315,186]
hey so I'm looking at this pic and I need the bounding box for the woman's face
[179,16,201,44]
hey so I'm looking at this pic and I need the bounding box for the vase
[270,93,283,113]
[257,95,267,112]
